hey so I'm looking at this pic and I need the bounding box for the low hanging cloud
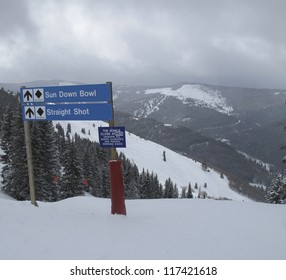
[0,0,286,89]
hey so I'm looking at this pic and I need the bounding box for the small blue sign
[20,83,111,104]
[22,103,113,121]
[98,126,126,148]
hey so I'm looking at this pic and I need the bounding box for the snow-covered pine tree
[151,173,161,198]
[81,141,94,192]
[164,177,174,198]
[186,183,193,198]
[95,144,110,198]
[90,152,103,197]
[163,151,166,162]
[121,154,140,199]
[127,174,140,199]
[266,172,286,204]
[0,109,13,163]
[85,142,106,198]
[0,109,14,190]
[60,137,84,199]
[67,123,71,134]
[31,121,60,202]
[2,105,30,200]
[0,87,18,123]
[140,169,151,199]
[55,123,66,165]
[121,154,131,197]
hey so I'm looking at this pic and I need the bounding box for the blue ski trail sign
[22,103,113,121]
[20,83,111,104]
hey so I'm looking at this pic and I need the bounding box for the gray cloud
[0,0,33,35]
[0,0,286,89]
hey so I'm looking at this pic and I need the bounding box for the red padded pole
[109,160,126,215]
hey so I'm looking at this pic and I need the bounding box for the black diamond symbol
[37,108,44,116]
[35,90,42,99]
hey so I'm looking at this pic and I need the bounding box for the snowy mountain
[129,84,234,117]
[113,82,286,196]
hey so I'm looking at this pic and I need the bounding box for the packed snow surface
[0,195,285,260]
[144,84,234,115]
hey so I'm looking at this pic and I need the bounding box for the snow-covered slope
[59,120,247,201]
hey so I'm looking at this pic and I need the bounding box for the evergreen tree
[151,173,161,198]
[67,123,71,134]
[0,109,13,164]
[84,142,96,195]
[81,145,93,192]
[55,123,66,165]
[60,138,84,199]
[164,177,174,198]
[0,88,18,124]
[0,110,14,189]
[126,165,140,199]
[31,121,60,201]
[158,183,164,198]
[120,154,140,199]
[96,145,110,198]
[201,160,208,172]
[140,169,151,199]
[266,172,286,204]
[163,151,166,162]
[2,105,30,200]
[186,183,193,198]
[90,149,103,197]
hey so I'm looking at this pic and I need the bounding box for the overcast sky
[1,0,286,89]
